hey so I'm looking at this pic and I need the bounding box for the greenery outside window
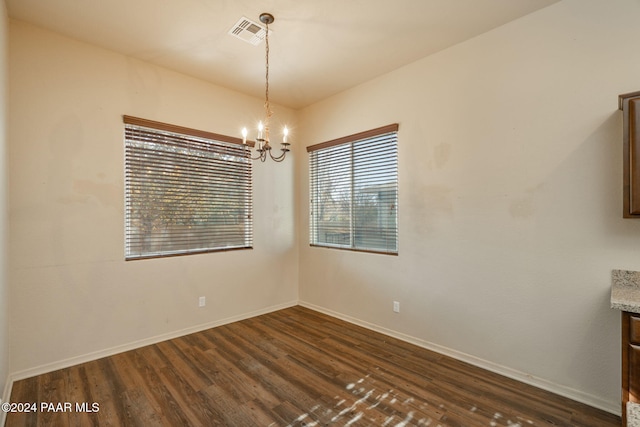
[124,116,253,260]
[308,124,398,255]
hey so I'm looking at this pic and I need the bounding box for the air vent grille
[228,17,269,46]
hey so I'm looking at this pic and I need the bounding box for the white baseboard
[8,300,298,385]
[298,301,620,416]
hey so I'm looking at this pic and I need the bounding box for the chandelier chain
[264,21,272,142]
[246,13,289,163]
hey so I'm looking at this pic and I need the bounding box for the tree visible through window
[308,124,398,254]
[124,116,253,260]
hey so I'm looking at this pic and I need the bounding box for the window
[124,116,253,260]
[308,124,398,255]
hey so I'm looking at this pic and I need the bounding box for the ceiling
[6,0,561,109]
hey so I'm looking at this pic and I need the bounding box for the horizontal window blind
[308,124,398,254]
[124,116,253,260]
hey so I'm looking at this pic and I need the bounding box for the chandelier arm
[269,150,287,162]
[251,150,267,161]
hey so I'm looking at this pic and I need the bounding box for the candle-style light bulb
[283,126,289,143]
[258,121,264,140]
[241,127,248,144]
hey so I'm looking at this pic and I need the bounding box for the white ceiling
[6,0,561,109]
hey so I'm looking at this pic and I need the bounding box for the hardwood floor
[6,306,620,426]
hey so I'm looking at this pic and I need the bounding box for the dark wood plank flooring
[6,306,620,426]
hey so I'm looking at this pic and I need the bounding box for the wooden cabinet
[622,311,640,425]
[620,91,640,218]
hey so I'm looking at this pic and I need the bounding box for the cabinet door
[629,99,640,216]
[621,92,640,217]
[630,344,640,402]
[631,315,640,344]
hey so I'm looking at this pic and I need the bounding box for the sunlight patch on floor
[285,374,537,426]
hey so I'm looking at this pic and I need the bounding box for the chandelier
[242,13,290,162]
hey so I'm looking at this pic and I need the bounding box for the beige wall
[7,0,640,417]
[8,20,299,376]
[297,0,640,413]
[0,1,9,422]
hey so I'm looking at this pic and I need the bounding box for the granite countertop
[629,402,640,427]
[611,270,640,314]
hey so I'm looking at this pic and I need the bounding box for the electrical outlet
[199,296,206,307]
[393,301,400,313]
